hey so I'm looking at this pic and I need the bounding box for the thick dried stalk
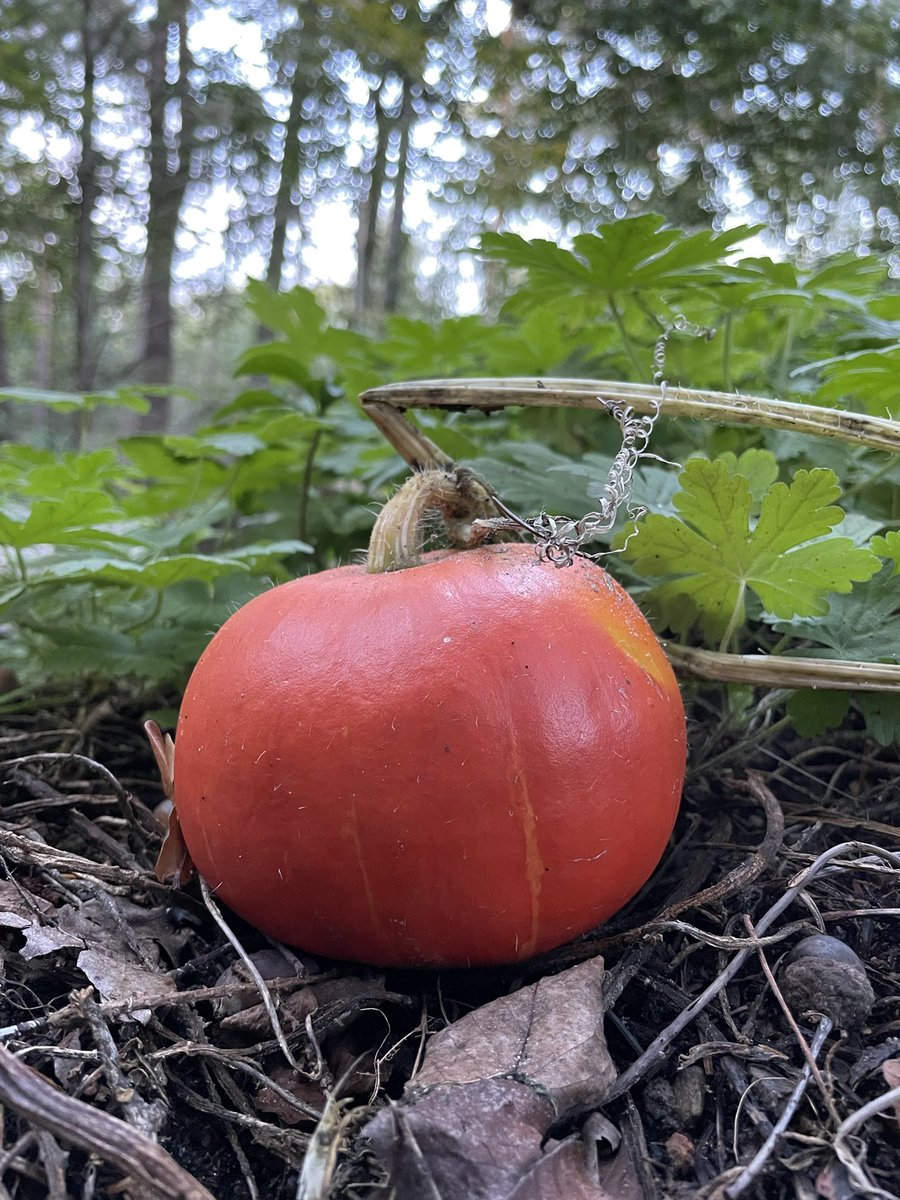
[361,378,900,457]
[665,644,900,692]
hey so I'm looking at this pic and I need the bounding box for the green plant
[2,216,899,743]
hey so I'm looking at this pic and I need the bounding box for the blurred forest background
[2,0,899,433]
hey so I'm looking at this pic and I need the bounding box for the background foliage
[2,2,899,742]
[1,0,899,415]
[2,216,900,744]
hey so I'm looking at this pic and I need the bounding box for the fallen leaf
[509,1137,644,1200]
[363,956,625,1200]
[365,1079,553,1200]
[145,721,197,886]
[76,949,174,1023]
[20,925,83,959]
[213,948,313,1018]
[219,985,319,1037]
[0,879,53,930]
[253,1063,326,1125]
[413,956,613,1111]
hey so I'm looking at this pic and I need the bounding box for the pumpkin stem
[367,467,497,573]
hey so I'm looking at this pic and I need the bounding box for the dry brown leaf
[20,925,83,959]
[253,1063,325,1126]
[508,1137,644,1200]
[365,1078,554,1200]
[363,956,626,1200]
[219,985,319,1037]
[145,720,197,887]
[413,956,613,1111]
[0,879,53,929]
[76,950,175,1023]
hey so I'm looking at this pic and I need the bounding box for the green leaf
[857,693,900,746]
[162,432,267,460]
[0,491,142,552]
[771,567,900,661]
[0,387,150,414]
[27,541,310,590]
[623,459,881,640]
[478,217,757,319]
[787,690,851,737]
[872,530,900,572]
[808,346,900,415]
[715,449,779,504]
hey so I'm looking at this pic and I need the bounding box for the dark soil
[0,687,898,1199]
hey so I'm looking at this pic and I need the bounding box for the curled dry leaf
[145,720,196,887]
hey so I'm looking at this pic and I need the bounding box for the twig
[200,877,310,1077]
[725,1015,832,1197]
[0,753,156,836]
[0,975,326,1042]
[0,1043,216,1200]
[664,644,900,694]
[833,1085,900,1200]
[602,842,900,1104]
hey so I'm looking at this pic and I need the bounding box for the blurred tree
[1,0,898,410]
[489,0,900,251]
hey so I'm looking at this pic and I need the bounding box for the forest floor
[0,690,897,1200]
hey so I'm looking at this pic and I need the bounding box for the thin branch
[0,1044,216,1200]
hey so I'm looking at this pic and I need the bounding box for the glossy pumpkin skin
[173,543,686,968]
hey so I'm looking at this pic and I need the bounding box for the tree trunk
[74,0,97,392]
[354,82,390,323]
[139,0,193,430]
[257,55,309,339]
[384,79,412,314]
[34,261,55,390]
[266,69,307,294]
[0,292,9,390]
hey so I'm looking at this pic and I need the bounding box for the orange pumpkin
[173,537,686,967]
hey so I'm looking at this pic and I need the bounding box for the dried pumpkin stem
[366,467,496,574]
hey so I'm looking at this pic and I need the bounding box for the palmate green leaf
[857,694,900,746]
[0,387,150,414]
[787,690,851,738]
[234,346,317,391]
[478,216,756,317]
[239,284,373,391]
[24,540,310,591]
[0,491,144,552]
[244,281,327,342]
[871,531,900,571]
[162,431,267,460]
[715,449,779,504]
[770,566,900,661]
[809,346,900,414]
[623,458,881,640]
